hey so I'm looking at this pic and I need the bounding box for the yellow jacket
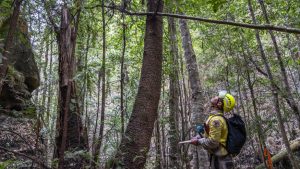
[202,110,228,156]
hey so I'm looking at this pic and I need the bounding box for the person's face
[210,96,223,109]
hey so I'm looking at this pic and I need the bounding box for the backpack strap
[213,114,228,129]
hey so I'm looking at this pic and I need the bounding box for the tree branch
[0,129,35,153]
[247,56,269,77]
[41,0,59,34]
[86,4,300,34]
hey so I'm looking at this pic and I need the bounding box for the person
[190,91,236,169]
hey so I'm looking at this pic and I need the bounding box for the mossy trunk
[179,18,208,169]
[168,16,181,169]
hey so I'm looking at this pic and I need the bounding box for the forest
[0,0,300,168]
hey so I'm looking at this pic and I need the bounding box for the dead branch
[0,146,50,169]
[86,4,300,34]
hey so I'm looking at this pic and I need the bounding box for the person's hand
[190,137,199,145]
[190,137,206,146]
[190,136,201,145]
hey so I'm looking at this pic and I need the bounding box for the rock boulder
[0,18,40,110]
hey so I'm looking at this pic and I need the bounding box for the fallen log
[256,138,300,169]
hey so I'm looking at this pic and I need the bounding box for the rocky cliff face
[0,17,43,168]
[0,18,40,111]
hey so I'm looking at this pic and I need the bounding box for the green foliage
[6,65,25,85]
[23,105,36,118]
[0,159,15,169]
[206,0,227,12]
[51,158,59,169]
[0,0,12,27]
[105,157,124,169]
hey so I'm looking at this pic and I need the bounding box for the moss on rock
[0,17,40,115]
[22,102,37,118]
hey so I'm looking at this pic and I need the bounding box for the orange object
[264,147,273,169]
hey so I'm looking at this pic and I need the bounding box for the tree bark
[120,12,126,135]
[42,37,49,119]
[161,111,167,169]
[110,0,163,168]
[168,16,181,169]
[154,121,162,169]
[91,69,101,165]
[80,32,91,153]
[45,32,54,166]
[53,5,87,169]
[178,41,190,168]
[83,31,91,129]
[179,17,208,169]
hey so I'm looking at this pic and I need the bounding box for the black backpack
[217,114,247,156]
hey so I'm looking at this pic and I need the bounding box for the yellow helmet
[219,91,235,112]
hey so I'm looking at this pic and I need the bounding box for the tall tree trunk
[92,0,106,167]
[154,121,162,169]
[111,0,163,168]
[120,12,126,135]
[83,31,90,127]
[159,90,167,169]
[179,18,208,169]
[83,32,91,152]
[42,38,49,118]
[241,51,268,169]
[161,110,167,169]
[53,5,87,169]
[91,69,101,165]
[45,32,54,166]
[178,43,190,169]
[258,0,300,126]
[168,16,180,169]
[0,0,23,95]
[37,36,49,158]
[236,72,248,130]
[34,39,44,104]
[248,1,299,169]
